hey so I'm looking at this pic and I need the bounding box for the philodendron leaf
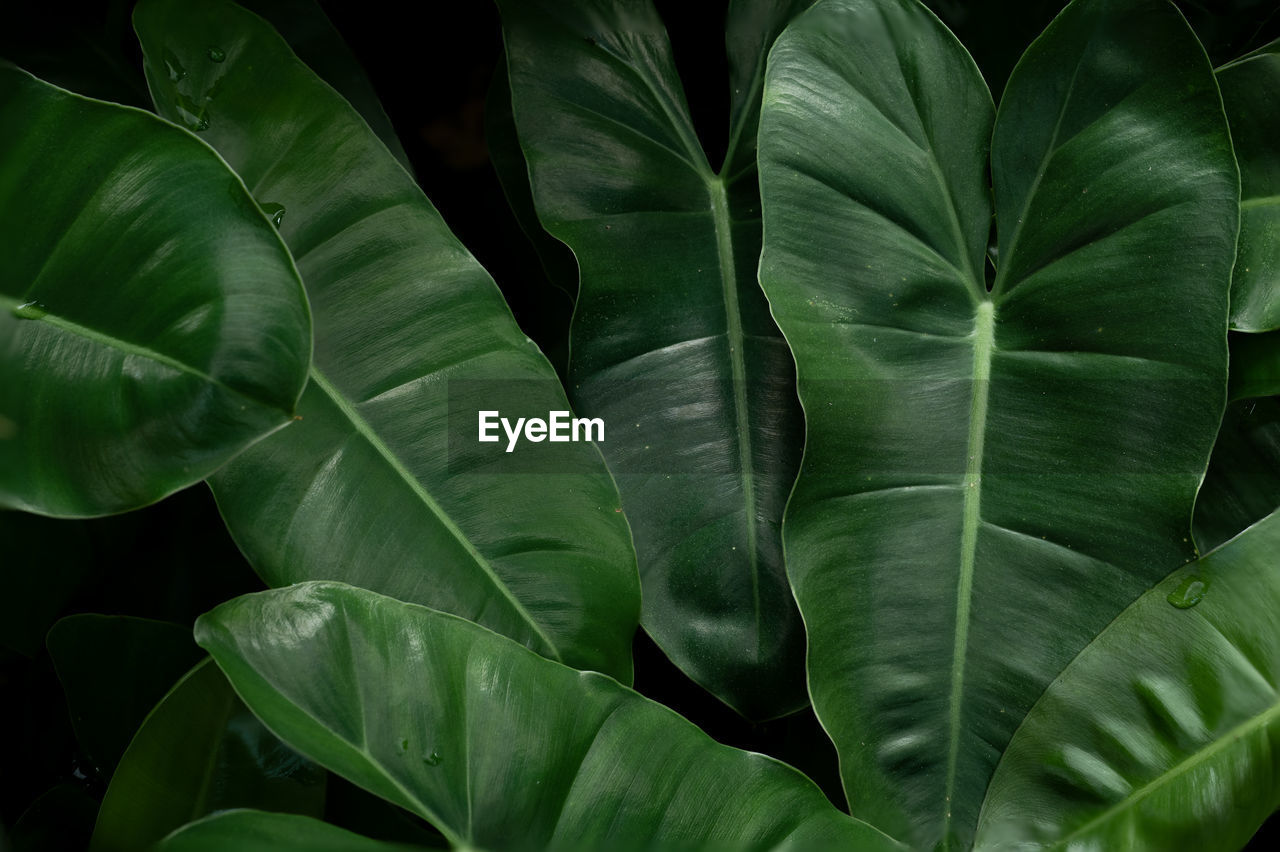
[758,0,1236,846]
[1217,39,1280,331]
[133,0,640,680]
[976,509,1280,850]
[156,810,422,852]
[0,65,310,517]
[195,581,903,852]
[498,0,809,719]
[47,614,204,775]
[1194,397,1280,552]
[91,658,325,852]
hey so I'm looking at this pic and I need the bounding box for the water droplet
[424,750,442,767]
[163,49,187,82]
[12,301,47,320]
[207,46,226,63]
[399,738,409,751]
[260,202,286,228]
[1167,574,1207,609]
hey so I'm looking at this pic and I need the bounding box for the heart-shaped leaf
[497,0,809,719]
[758,0,1236,844]
[195,581,903,852]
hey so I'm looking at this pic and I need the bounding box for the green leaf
[757,0,1236,845]
[0,65,311,517]
[91,659,325,852]
[497,0,808,719]
[47,614,204,774]
[195,581,903,852]
[155,810,422,852]
[133,0,640,680]
[236,0,413,176]
[1194,397,1280,552]
[1218,39,1280,331]
[975,509,1280,850]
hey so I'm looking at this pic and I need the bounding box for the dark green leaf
[9,784,98,852]
[1217,38,1280,331]
[1194,397,1280,552]
[90,659,325,852]
[155,810,422,852]
[758,0,1236,845]
[976,509,1280,850]
[0,65,311,517]
[133,0,640,680]
[47,615,204,774]
[195,581,903,852]
[237,0,413,176]
[498,0,807,719]
[1229,330,1280,399]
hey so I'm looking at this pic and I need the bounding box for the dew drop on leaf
[11,301,47,320]
[207,46,226,63]
[260,202,286,227]
[1167,574,1207,609]
[424,749,442,766]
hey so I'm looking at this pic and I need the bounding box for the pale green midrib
[941,300,996,848]
[1049,698,1280,847]
[1241,194,1280,210]
[2,295,285,413]
[709,177,763,646]
[306,367,563,662]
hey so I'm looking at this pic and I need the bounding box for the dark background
[3,0,1279,848]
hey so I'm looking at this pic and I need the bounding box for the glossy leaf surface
[498,0,808,718]
[47,614,204,774]
[976,510,1280,850]
[1218,39,1280,331]
[134,0,639,679]
[156,810,421,852]
[90,659,324,852]
[196,582,902,852]
[1195,397,1280,552]
[758,0,1236,844]
[0,65,310,517]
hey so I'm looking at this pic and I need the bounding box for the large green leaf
[195,581,903,852]
[1218,38,1280,331]
[1194,397,1280,552]
[47,614,204,774]
[757,0,1236,845]
[975,509,1280,850]
[90,659,325,852]
[498,0,808,719]
[133,0,639,679]
[0,65,311,517]
[156,810,421,852]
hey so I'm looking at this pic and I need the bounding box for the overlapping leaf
[133,0,639,679]
[0,65,310,517]
[195,581,902,852]
[758,0,1236,845]
[498,0,808,718]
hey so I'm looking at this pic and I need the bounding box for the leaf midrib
[1,295,285,414]
[1048,698,1280,848]
[306,366,562,662]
